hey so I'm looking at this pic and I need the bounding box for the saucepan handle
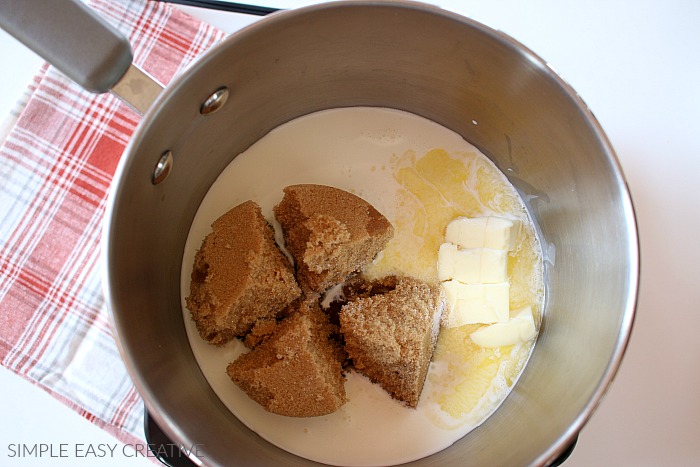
[0,0,163,114]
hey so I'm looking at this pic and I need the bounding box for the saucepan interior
[103,2,638,465]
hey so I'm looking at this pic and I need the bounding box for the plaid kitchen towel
[0,0,226,447]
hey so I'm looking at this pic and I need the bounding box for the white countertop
[1,1,699,465]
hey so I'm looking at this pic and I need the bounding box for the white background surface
[1,0,699,466]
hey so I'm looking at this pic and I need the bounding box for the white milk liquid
[180,107,544,466]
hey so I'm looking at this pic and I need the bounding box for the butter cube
[445,216,520,251]
[440,280,510,327]
[469,306,537,347]
[437,243,508,284]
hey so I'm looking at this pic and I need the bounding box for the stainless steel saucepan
[0,1,639,465]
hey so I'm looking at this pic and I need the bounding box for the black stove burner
[144,410,578,467]
[144,411,198,467]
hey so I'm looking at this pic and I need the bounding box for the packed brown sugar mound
[339,276,445,408]
[187,186,444,416]
[227,298,347,417]
[274,184,394,293]
[186,201,301,346]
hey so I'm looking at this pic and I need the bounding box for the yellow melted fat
[181,107,544,466]
[365,147,543,427]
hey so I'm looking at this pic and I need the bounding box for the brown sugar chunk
[273,184,394,293]
[227,299,347,417]
[186,201,301,346]
[339,277,445,408]
[242,317,280,350]
[341,275,401,301]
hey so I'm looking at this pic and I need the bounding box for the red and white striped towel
[0,0,225,446]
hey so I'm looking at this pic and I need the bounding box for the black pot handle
[158,0,280,16]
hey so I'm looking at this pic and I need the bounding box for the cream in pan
[180,107,544,466]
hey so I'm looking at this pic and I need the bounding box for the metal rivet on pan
[152,150,173,185]
[200,87,229,115]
